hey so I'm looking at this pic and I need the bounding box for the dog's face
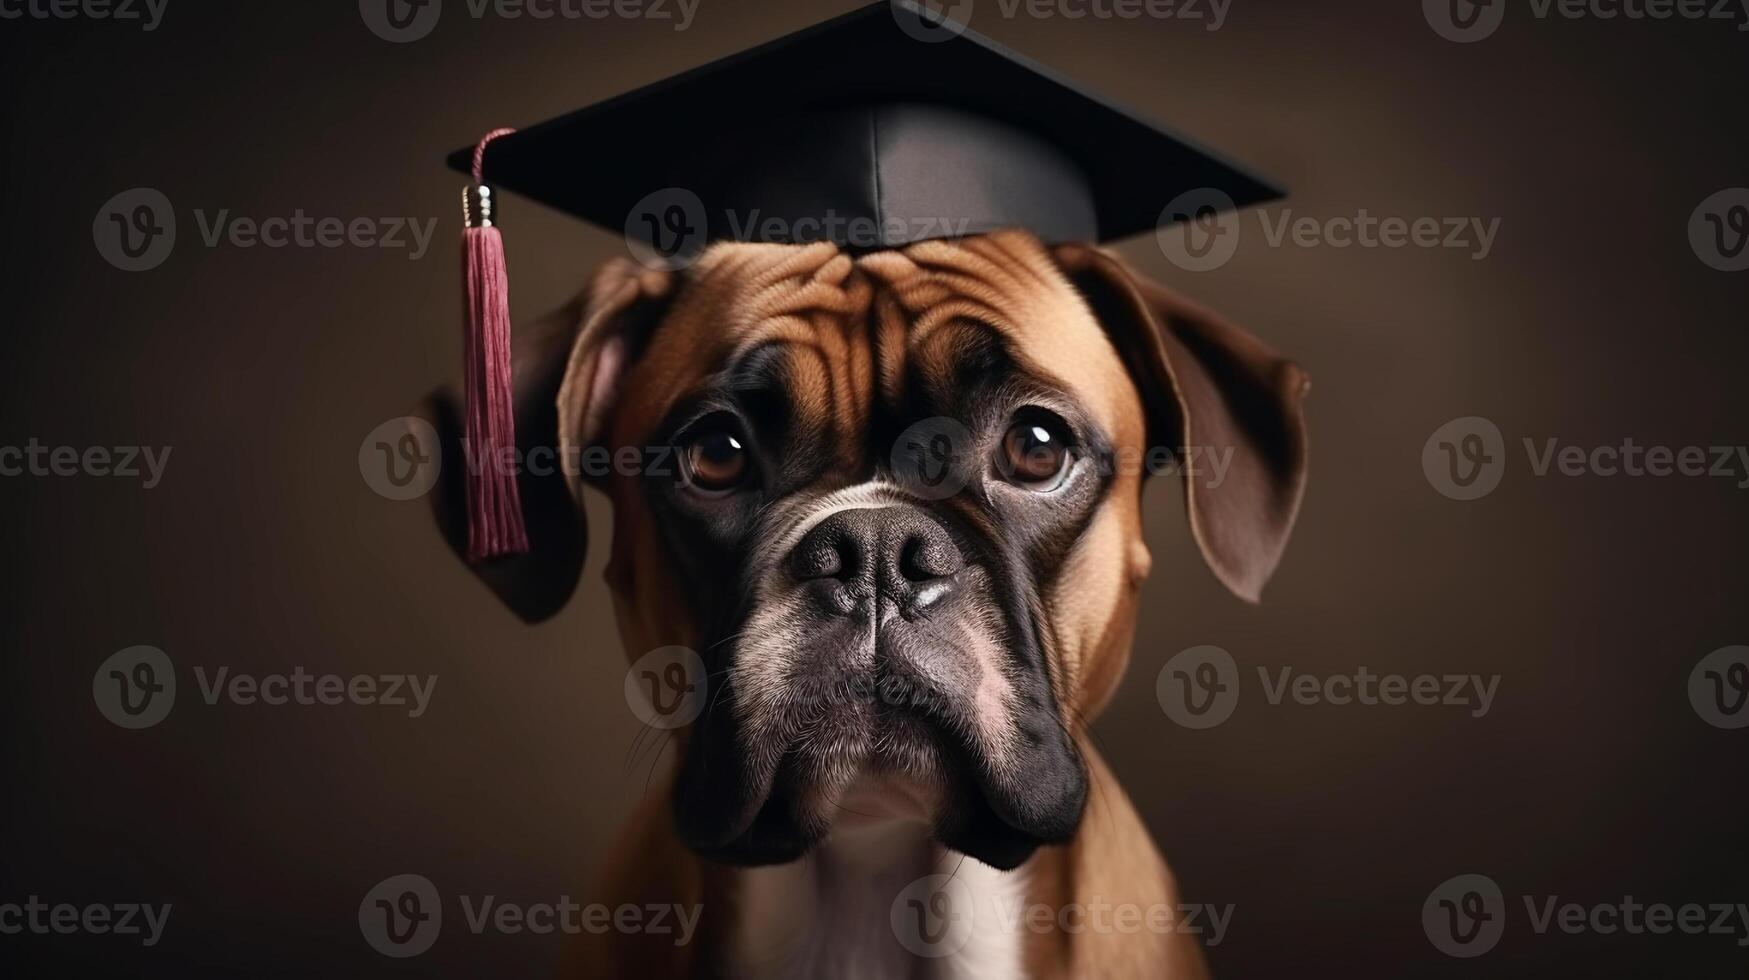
[432,229,1309,871]
[596,234,1156,869]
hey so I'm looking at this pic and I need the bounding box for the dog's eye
[681,419,751,492]
[999,418,1072,489]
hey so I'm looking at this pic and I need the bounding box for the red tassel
[462,129,528,562]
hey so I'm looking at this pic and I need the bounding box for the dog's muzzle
[672,489,1088,871]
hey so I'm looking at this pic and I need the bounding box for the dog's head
[426,229,1308,870]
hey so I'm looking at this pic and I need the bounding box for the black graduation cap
[447,0,1283,566]
[448,0,1282,255]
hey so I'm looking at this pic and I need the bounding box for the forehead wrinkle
[725,329,831,446]
[686,240,853,336]
[900,233,1081,332]
[910,322,1094,442]
[802,308,868,473]
[746,278,863,322]
[878,231,1102,355]
[902,251,1135,447]
[616,242,868,451]
[907,317,1005,397]
[912,271,1045,331]
[830,308,875,469]
[733,243,852,326]
[750,240,842,289]
[729,309,871,471]
[902,237,1037,304]
[872,248,1052,358]
[691,239,837,290]
[904,297,1008,356]
[872,289,910,410]
[959,231,1063,292]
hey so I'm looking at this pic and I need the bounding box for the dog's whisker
[623,720,661,775]
[641,732,673,799]
[943,851,969,886]
[826,798,880,820]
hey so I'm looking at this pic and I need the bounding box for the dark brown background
[3,0,1746,976]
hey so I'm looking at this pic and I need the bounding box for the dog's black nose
[788,506,964,613]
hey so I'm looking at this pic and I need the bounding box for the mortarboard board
[449,0,1280,253]
[448,0,1283,562]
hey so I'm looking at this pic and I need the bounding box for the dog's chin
[678,710,1085,871]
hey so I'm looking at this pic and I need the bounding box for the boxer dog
[425,229,1309,978]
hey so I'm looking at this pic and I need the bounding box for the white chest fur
[730,821,1029,980]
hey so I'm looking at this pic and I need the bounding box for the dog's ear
[1053,244,1310,602]
[420,259,676,623]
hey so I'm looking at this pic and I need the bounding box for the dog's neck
[729,818,1027,980]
